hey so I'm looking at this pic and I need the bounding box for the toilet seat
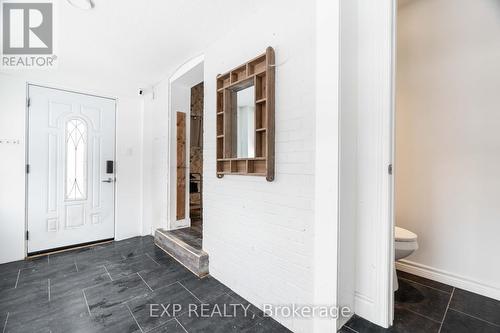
[395,226,417,242]
[394,226,419,291]
[395,239,418,251]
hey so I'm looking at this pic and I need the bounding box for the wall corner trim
[169,54,205,84]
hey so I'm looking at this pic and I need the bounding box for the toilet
[394,226,418,291]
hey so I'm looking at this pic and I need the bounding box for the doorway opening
[390,0,500,330]
[154,56,208,277]
[341,0,500,331]
[188,82,204,246]
[173,81,204,250]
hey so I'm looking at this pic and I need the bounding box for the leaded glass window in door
[65,119,87,200]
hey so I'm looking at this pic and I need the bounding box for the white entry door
[27,85,116,253]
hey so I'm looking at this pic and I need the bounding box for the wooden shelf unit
[215,47,275,181]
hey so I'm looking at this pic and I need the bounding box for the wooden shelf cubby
[216,113,224,136]
[247,159,266,175]
[217,74,231,90]
[256,102,267,129]
[215,47,275,181]
[255,73,267,101]
[230,65,247,84]
[247,54,267,75]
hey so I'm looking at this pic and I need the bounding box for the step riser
[154,230,209,277]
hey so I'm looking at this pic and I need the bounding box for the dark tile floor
[0,236,290,333]
[343,270,500,333]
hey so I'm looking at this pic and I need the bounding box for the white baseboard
[396,259,500,301]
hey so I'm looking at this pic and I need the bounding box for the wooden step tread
[154,228,209,278]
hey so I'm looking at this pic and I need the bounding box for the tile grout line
[136,272,153,292]
[175,317,189,333]
[82,289,92,317]
[145,252,160,266]
[438,287,455,332]
[146,316,185,333]
[177,281,203,304]
[399,277,452,295]
[125,303,144,333]
[2,312,9,333]
[400,275,500,329]
[14,269,20,288]
[344,325,358,333]
[149,280,181,294]
[82,269,144,294]
[102,265,114,281]
[402,307,442,324]
[203,290,229,303]
[447,308,500,328]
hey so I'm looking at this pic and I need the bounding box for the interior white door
[27,85,116,253]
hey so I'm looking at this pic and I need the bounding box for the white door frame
[389,0,397,325]
[368,0,397,327]
[165,54,204,230]
[25,82,117,257]
[336,0,396,328]
[354,0,396,327]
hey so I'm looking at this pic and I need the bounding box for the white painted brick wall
[202,3,316,332]
[144,2,318,331]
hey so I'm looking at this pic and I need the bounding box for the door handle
[102,178,114,183]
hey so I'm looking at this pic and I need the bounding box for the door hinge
[388,164,393,175]
[27,98,31,108]
[26,231,29,241]
[26,164,30,174]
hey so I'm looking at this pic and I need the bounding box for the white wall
[143,59,205,234]
[115,97,145,240]
[144,2,321,331]
[0,74,144,264]
[203,4,316,332]
[0,75,27,264]
[314,1,341,332]
[141,93,154,236]
[142,80,169,235]
[395,0,500,300]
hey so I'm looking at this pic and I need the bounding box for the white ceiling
[2,0,261,97]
